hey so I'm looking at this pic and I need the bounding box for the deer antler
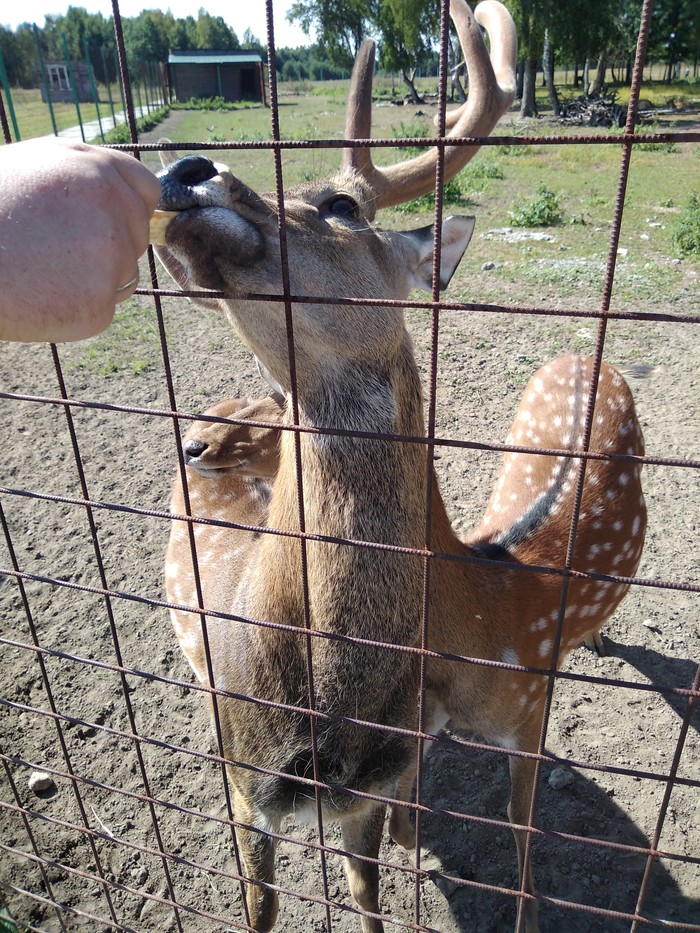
[343,0,517,211]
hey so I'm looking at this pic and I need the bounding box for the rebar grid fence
[1,0,699,931]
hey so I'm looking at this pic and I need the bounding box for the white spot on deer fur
[164,561,179,580]
[534,377,544,394]
[501,648,519,666]
[588,544,601,558]
[618,472,630,486]
[531,617,548,632]
[539,639,553,658]
[553,414,563,428]
[179,630,199,651]
[632,515,642,536]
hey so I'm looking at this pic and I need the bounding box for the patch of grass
[67,300,159,378]
[509,184,563,227]
[171,96,263,112]
[672,194,700,257]
[634,121,678,153]
[391,119,432,154]
[394,175,474,213]
[96,106,169,144]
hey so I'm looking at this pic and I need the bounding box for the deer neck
[258,332,428,640]
[280,333,425,532]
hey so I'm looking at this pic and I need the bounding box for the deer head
[155,0,516,398]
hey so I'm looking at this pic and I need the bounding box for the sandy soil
[1,130,698,932]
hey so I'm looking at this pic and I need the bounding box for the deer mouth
[156,156,266,290]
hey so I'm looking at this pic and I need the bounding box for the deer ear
[407,216,476,293]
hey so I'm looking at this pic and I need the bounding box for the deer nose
[168,155,218,186]
[185,439,208,460]
[157,156,219,210]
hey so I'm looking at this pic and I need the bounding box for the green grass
[672,194,700,256]
[64,299,159,378]
[1,83,131,141]
[5,76,697,318]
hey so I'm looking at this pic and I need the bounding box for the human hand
[0,138,161,342]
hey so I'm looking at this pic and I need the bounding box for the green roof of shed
[169,51,262,65]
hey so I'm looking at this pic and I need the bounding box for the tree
[194,8,239,49]
[373,0,440,101]
[288,0,441,97]
[287,0,374,67]
[0,25,35,87]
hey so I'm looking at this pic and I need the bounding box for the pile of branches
[559,92,627,128]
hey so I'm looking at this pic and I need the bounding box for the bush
[509,184,563,227]
[672,194,700,257]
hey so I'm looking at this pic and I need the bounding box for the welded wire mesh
[1,1,699,931]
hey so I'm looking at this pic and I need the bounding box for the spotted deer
[157,2,646,930]
[166,395,283,682]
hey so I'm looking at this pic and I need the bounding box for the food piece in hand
[149,209,180,246]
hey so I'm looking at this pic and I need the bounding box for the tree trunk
[583,57,591,93]
[515,60,525,100]
[588,52,607,96]
[519,58,538,118]
[543,29,560,117]
[402,68,423,104]
[573,60,580,88]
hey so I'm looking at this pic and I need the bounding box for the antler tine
[342,39,377,178]
[342,0,516,212]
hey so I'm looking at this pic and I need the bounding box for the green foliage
[394,176,472,214]
[672,194,700,256]
[391,119,431,153]
[97,106,169,144]
[634,121,678,153]
[465,158,505,181]
[509,184,563,227]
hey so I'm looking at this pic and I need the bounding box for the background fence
[1,0,699,931]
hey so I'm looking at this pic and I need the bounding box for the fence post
[0,48,21,141]
[83,37,105,142]
[101,47,117,125]
[61,33,85,142]
[140,63,152,114]
[33,25,58,136]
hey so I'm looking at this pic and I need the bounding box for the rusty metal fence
[1,0,699,931]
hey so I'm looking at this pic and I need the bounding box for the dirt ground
[1,126,699,931]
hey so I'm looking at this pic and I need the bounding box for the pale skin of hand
[0,138,161,342]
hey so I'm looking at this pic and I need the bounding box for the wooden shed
[168,50,266,104]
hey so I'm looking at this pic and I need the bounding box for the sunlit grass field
[5,74,699,327]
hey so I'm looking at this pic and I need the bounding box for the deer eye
[326,195,360,219]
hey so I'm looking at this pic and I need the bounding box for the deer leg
[507,712,542,933]
[233,790,280,932]
[388,763,417,850]
[341,804,386,933]
[582,629,605,655]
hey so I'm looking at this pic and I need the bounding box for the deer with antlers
[158,2,646,930]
